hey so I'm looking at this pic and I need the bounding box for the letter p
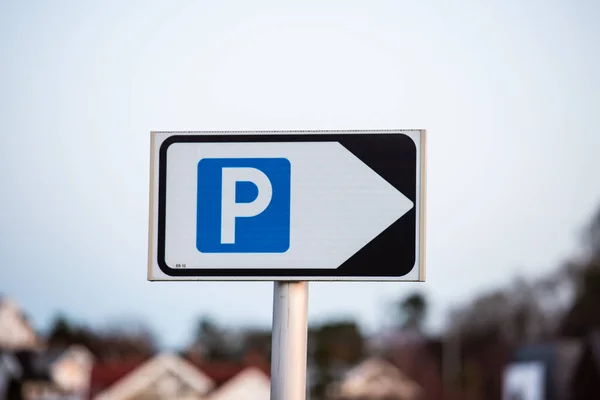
[220,167,273,244]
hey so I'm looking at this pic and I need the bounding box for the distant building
[0,297,41,351]
[0,297,95,400]
[367,330,445,400]
[91,352,271,400]
[503,338,584,400]
[326,357,423,400]
[93,353,214,400]
[17,345,95,400]
[207,367,270,400]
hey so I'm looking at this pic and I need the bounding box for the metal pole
[270,281,309,400]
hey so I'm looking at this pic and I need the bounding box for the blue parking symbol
[196,158,291,253]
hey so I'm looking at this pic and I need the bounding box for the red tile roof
[88,358,148,398]
[88,356,271,399]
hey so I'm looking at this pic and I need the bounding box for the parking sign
[148,130,426,281]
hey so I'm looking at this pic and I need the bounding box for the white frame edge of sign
[147,129,427,282]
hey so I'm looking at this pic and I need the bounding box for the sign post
[271,281,308,400]
[148,129,427,399]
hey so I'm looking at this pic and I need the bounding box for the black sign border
[156,133,419,278]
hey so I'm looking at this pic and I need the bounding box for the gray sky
[1,0,599,349]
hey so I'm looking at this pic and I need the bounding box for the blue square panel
[196,158,291,253]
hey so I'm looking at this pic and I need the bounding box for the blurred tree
[196,316,220,340]
[583,206,600,255]
[47,314,74,344]
[193,316,231,360]
[446,276,555,346]
[312,321,365,366]
[46,314,157,361]
[559,206,600,337]
[398,292,427,332]
[438,204,600,400]
[94,318,157,361]
[560,261,600,337]
[46,314,98,351]
[309,320,365,400]
[240,329,271,359]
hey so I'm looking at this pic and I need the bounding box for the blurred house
[206,367,270,400]
[368,330,445,400]
[501,332,600,400]
[0,297,41,351]
[367,328,517,400]
[91,352,271,400]
[504,338,582,400]
[16,345,95,400]
[87,358,147,398]
[502,361,546,400]
[93,353,214,400]
[0,297,95,400]
[326,357,423,400]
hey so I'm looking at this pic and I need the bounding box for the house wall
[0,301,38,350]
[125,392,204,400]
[51,347,94,393]
[22,381,85,400]
[208,369,270,400]
[125,371,206,400]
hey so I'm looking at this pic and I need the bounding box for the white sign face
[148,130,426,281]
[502,362,545,400]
